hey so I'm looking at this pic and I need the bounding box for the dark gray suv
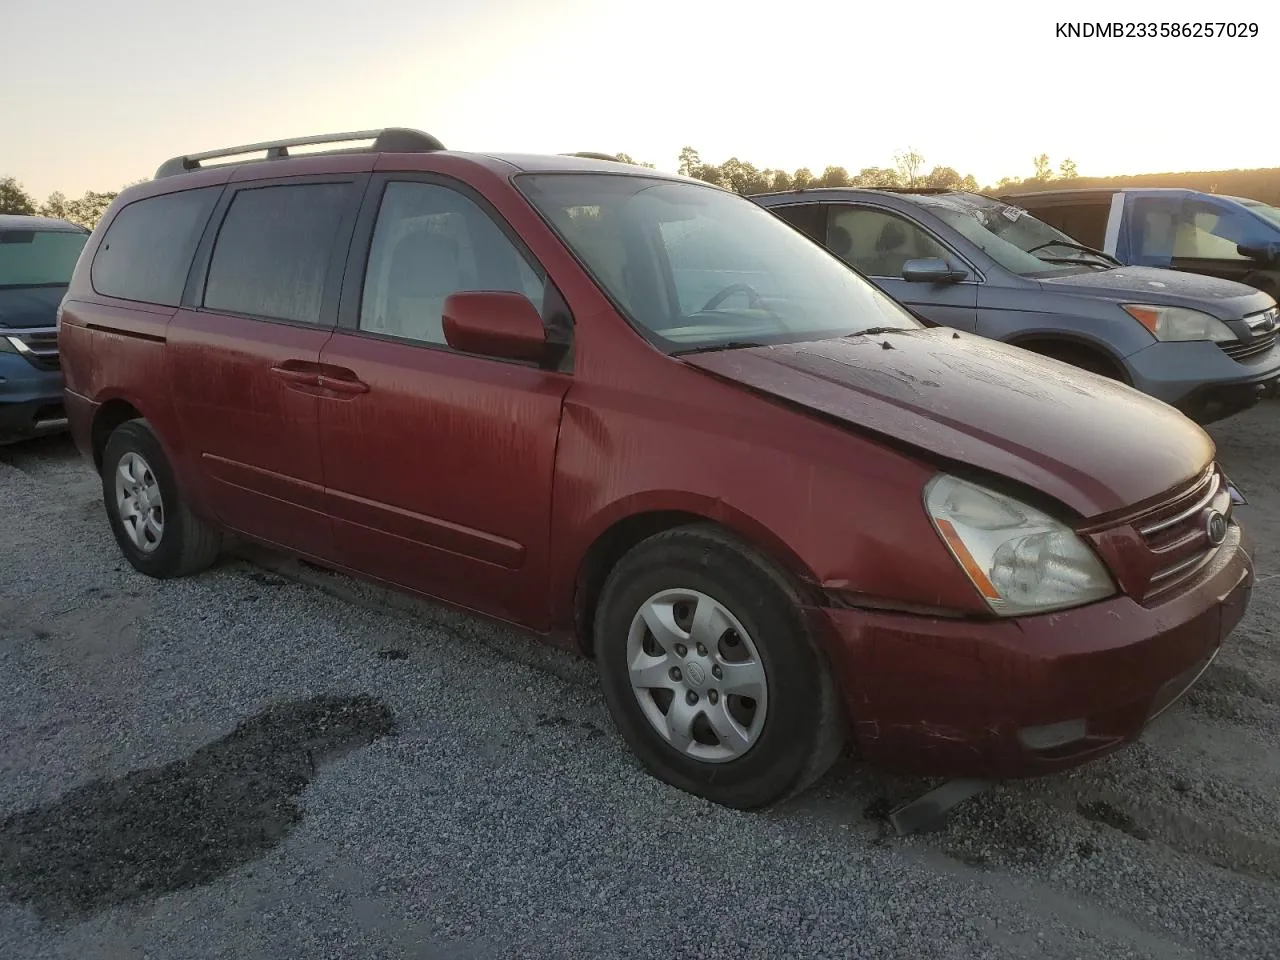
[754,188,1279,423]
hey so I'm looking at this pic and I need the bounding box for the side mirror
[902,257,967,283]
[442,291,548,363]
[1237,241,1280,263]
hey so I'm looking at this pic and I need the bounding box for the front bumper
[1124,339,1280,421]
[812,523,1254,779]
[0,353,67,442]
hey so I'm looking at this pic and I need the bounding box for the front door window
[826,207,953,278]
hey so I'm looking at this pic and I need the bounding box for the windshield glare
[517,174,921,350]
[913,194,1106,277]
[0,229,87,287]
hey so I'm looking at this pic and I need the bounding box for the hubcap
[114,452,164,554]
[626,588,768,763]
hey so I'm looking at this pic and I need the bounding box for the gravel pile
[0,403,1276,959]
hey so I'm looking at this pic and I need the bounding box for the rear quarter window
[91,187,220,305]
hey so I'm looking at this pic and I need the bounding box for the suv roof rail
[562,152,623,162]
[154,127,446,179]
[872,186,956,194]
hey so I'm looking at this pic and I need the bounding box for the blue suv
[755,189,1279,424]
[0,215,88,443]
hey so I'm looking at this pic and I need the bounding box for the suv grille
[3,327,60,371]
[1220,306,1278,363]
[1132,465,1234,601]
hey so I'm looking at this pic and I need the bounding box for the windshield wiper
[847,326,914,337]
[1026,240,1121,266]
[672,340,768,355]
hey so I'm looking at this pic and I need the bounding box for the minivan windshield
[0,229,88,288]
[517,174,922,351]
[911,193,1115,278]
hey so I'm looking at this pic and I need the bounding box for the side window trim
[832,203,982,283]
[335,172,574,371]
[182,172,368,329]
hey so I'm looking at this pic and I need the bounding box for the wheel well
[573,511,705,656]
[91,400,143,470]
[571,511,823,657]
[1010,337,1130,384]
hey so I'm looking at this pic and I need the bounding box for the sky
[3,0,1275,200]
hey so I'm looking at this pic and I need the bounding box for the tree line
[0,178,123,230]
[4,148,1278,230]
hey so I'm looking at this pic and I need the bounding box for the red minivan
[59,129,1254,811]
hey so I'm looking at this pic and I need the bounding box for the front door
[167,176,363,560]
[317,176,571,627]
[823,203,980,332]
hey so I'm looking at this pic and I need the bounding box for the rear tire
[101,418,221,578]
[594,524,844,809]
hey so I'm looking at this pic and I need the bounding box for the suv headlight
[925,474,1116,616]
[1122,304,1235,342]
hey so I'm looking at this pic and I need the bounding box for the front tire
[595,524,844,809]
[101,418,221,578]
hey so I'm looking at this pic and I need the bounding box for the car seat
[383,229,462,342]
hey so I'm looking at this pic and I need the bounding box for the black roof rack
[154,127,446,179]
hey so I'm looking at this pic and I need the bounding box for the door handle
[317,375,369,395]
[270,364,322,386]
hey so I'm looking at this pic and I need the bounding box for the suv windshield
[1231,196,1280,229]
[0,228,88,288]
[517,174,921,351]
[911,193,1112,278]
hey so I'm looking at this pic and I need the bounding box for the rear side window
[91,188,219,305]
[203,183,350,324]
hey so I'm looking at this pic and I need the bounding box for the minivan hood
[1039,265,1273,318]
[0,286,66,329]
[683,328,1213,519]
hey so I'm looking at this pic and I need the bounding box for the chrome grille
[3,326,60,371]
[1221,306,1279,362]
[1134,465,1233,600]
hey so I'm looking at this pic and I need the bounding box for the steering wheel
[701,283,766,312]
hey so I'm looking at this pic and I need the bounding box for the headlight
[925,474,1116,616]
[1122,304,1235,342]
[0,336,16,354]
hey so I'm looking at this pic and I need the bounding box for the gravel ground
[0,403,1276,959]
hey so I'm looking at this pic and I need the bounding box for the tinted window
[204,183,350,324]
[827,206,954,278]
[359,181,543,345]
[0,230,87,287]
[91,188,219,305]
[1036,202,1110,249]
[770,203,826,242]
